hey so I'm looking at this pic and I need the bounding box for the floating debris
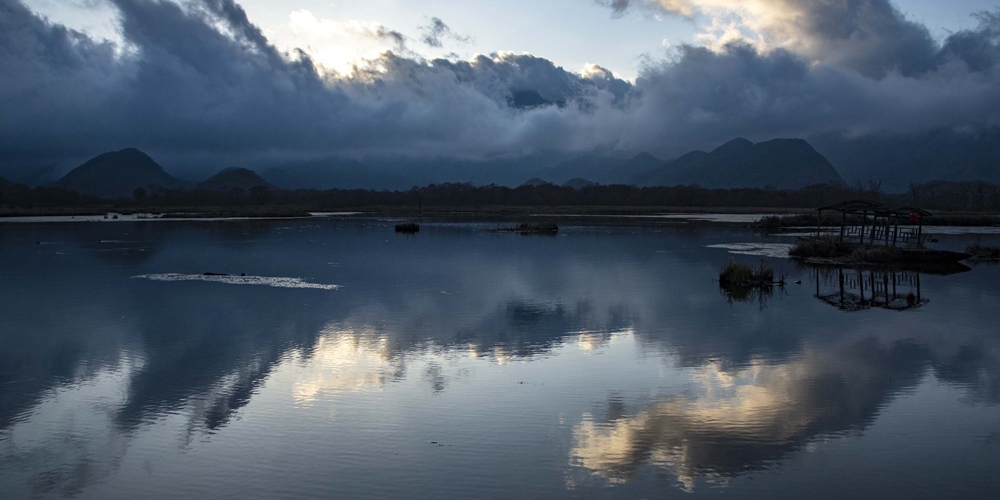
[490,222,558,234]
[132,273,340,290]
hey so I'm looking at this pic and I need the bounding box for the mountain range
[17,135,993,199]
[539,138,844,189]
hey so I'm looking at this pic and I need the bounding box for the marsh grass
[719,259,784,287]
[718,259,785,307]
[967,243,1000,260]
[789,236,844,258]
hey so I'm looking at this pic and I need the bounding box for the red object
[909,212,919,224]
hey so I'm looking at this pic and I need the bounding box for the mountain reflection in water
[1,218,999,499]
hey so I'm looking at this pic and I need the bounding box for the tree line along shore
[2,180,1000,225]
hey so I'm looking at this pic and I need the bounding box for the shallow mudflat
[1,217,999,499]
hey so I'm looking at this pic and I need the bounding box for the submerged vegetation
[966,244,1000,260]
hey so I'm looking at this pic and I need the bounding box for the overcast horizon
[3,0,1000,181]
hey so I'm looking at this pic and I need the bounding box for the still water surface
[1,218,999,499]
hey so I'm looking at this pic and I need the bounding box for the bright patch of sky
[21,0,999,80]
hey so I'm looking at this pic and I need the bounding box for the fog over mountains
[1,0,999,191]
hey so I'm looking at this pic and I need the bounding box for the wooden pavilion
[815,200,932,248]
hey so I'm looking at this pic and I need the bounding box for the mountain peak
[195,168,272,192]
[711,137,754,154]
[57,148,186,198]
[635,136,843,189]
[629,152,658,162]
[520,177,552,187]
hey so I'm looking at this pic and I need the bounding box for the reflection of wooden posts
[859,211,866,244]
[857,270,865,305]
[916,273,921,302]
[838,268,845,307]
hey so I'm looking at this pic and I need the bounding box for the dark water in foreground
[1,218,999,499]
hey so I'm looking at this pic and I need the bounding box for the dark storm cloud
[606,0,955,78]
[0,0,632,161]
[419,17,469,48]
[0,0,999,169]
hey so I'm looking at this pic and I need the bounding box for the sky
[22,0,998,79]
[3,0,1000,173]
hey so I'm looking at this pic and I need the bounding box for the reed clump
[718,259,785,306]
[719,259,783,287]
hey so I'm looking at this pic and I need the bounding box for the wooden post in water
[840,212,846,242]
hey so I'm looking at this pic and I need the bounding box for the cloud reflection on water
[1,219,999,497]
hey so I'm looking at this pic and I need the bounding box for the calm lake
[2,217,999,499]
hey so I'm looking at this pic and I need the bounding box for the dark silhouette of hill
[0,164,58,187]
[562,178,597,189]
[0,175,11,189]
[195,168,272,192]
[540,155,629,184]
[815,128,1000,191]
[520,177,552,187]
[538,139,842,189]
[56,148,187,198]
[262,159,401,190]
[634,138,845,189]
